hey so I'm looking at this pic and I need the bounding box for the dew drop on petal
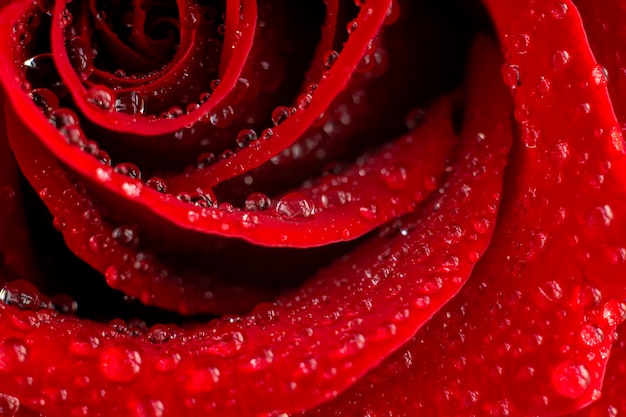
[203,331,247,357]
[209,106,234,127]
[501,64,521,89]
[245,192,271,211]
[0,393,20,416]
[551,362,590,398]
[145,177,167,193]
[185,367,221,394]
[275,192,315,219]
[98,345,143,383]
[86,85,116,111]
[29,87,59,115]
[271,106,291,126]
[380,163,408,189]
[66,36,94,80]
[579,324,604,347]
[0,338,29,372]
[115,91,145,115]
[359,204,378,220]
[551,2,568,19]
[550,50,571,70]
[0,280,42,311]
[592,65,609,86]
[323,50,339,69]
[236,129,258,149]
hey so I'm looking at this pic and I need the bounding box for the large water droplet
[551,362,590,398]
[0,280,42,310]
[98,345,143,383]
[275,192,315,219]
[66,36,94,80]
[86,85,116,111]
[244,192,271,211]
[579,324,604,347]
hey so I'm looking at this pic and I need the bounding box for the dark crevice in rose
[91,0,183,72]
[18,168,370,323]
[17,173,214,325]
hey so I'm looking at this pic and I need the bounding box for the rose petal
[304,1,626,415]
[0,30,511,417]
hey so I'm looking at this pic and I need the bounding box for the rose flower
[0,0,624,416]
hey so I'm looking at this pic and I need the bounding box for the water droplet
[551,50,571,70]
[236,129,257,148]
[297,93,312,110]
[346,20,358,34]
[0,338,29,372]
[417,276,443,294]
[185,191,216,208]
[86,85,115,111]
[575,285,602,308]
[511,33,531,55]
[0,280,42,310]
[472,217,491,234]
[66,37,94,80]
[50,294,78,314]
[122,181,142,197]
[185,367,221,393]
[339,332,366,356]
[209,106,234,127]
[145,177,167,193]
[98,345,143,383]
[147,324,173,344]
[69,335,100,356]
[29,88,59,115]
[586,204,614,229]
[115,91,145,115]
[0,393,20,416]
[501,64,521,88]
[579,324,604,347]
[602,299,626,326]
[111,226,137,247]
[243,347,275,371]
[551,362,590,398]
[535,76,551,97]
[359,204,378,220]
[275,192,315,219]
[592,65,609,86]
[551,2,568,19]
[271,106,291,126]
[203,330,247,357]
[522,124,539,148]
[244,192,271,211]
[323,50,339,68]
[49,108,79,128]
[114,163,141,180]
[129,398,165,417]
[105,265,129,287]
[405,107,426,130]
[440,256,459,272]
[22,54,65,94]
[380,163,408,189]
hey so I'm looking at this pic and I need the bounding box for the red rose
[0,0,625,416]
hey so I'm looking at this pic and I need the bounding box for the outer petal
[0,32,512,417]
[305,1,626,416]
